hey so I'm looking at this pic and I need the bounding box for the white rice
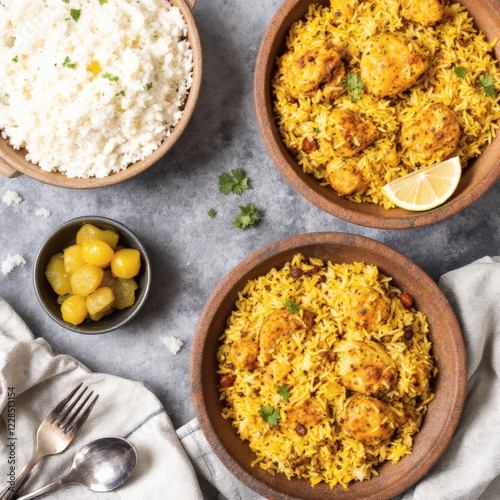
[35,207,50,217]
[0,0,193,178]
[1,254,26,275]
[2,189,22,205]
[160,335,184,355]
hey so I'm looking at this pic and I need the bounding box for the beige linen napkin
[0,298,203,500]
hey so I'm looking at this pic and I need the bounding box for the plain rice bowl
[0,0,193,178]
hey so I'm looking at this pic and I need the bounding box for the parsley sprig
[62,56,76,69]
[259,404,281,426]
[344,73,364,103]
[284,299,299,314]
[454,66,467,79]
[219,168,250,195]
[233,204,261,229]
[480,75,496,97]
[277,385,290,401]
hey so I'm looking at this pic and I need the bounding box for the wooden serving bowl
[0,0,202,188]
[191,232,467,499]
[254,0,500,229]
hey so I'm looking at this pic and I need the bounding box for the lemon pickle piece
[112,278,138,310]
[82,241,114,268]
[46,253,72,295]
[86,287,115,316]
[100,269,116,288]
[61,295,88,326]
[76,224,119,249]
[70,264,104,297]
[63,245,86,274]
[111,249,141,279]
[90,307,114,322]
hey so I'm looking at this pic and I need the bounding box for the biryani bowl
[254,0,500,229]
[190,232,466,499]
[0,0,201,188]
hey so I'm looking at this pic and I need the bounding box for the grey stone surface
[1,0,499,443]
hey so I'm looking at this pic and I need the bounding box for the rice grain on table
[0,0,193,178]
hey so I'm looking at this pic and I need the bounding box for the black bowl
[34,216,151,334]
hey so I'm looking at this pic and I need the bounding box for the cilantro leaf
[314,127,320,133]
[454,66,467,79]
[208,208,217,219]
[219,168,250,195]
[99,0,108,4]
[277,385,290,401]
[103,72,119,82]
[146,82,153,90]
[233,204,261,229]
[62,0,69,3]
[344,72,364,103]
[285,299,299,314]
[12,56,18,63]
[62,56,76,69]
[115,91,125,97]
[259,404,281,426]
[480,75,496,97]
[70,9,81,22]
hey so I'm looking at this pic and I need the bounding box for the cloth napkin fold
[1,256,500,500]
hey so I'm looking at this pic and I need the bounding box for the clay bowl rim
[33,216,152,335]
[190,232,467,500]
[0,0,202,189]
[254,0,500,230]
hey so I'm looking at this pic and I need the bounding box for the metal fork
[0,383,98,500]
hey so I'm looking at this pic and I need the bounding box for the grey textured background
[1,0,499,436]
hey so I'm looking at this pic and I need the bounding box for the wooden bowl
[0,0,202,188]
[254,0,500,229]
[190,232,467,499]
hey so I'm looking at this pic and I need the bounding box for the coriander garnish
[233,203,261,230]
[70,9,81,22]
[62,56,77,69]
[480,75,496,97]
[454,66,467,79]
[284,299,299,314]
[12,56,18,63]
[219,168,250,195]
[259,404,280,426]
[208,208,217,219]
[103,72,119,82]
[344,72,364,103]
[146,82,153,90]
[277,385,290,401]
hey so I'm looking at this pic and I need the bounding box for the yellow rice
[217,254,436,489]
[272,0,500,208]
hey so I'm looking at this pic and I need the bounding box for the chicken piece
[260,308,314,364]
[353,293,390,331]
[340,394,398,445]
[283,42,344,100]
[286,398,325,428]
[400,104,462,163]
[328,109,381,157]
[321,61,347,102]
[360,33,429,98]
[329,159,368,196]
[378,143,400,169]
[400,0,444,27]
[228,337,259,371]
[330,0,356,23]
[337,341,398,396]
[264,358,291,388]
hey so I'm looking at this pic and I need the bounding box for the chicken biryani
[272,0,500,208]
[217,254,436,488]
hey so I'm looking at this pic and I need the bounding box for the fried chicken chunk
[264,358,291,388]
[260,308,314,364]
[400,103,462,163]
[360,33,429,98]
[353,293,391,331]
[340,394,398,445]
[337,341,398,396]
[283,41,345,101]
[228,337,259,370]
[400,0,444,27]
[286,398,325,428]
[329,159,368,196]
[329,109,381,157]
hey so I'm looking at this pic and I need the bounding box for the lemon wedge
[382,157,461,211]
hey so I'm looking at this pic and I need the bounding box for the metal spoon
[16,437,137,500]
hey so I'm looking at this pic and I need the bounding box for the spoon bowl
[17,437,137,500]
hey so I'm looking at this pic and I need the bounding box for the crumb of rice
[160,335,184,355]
[35,208,51,218]
[2,190,22,206]
[2,254,26,275]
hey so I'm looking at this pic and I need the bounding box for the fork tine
[48,383,83,421]
[65,394,99,435]
[53,386,88,425]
